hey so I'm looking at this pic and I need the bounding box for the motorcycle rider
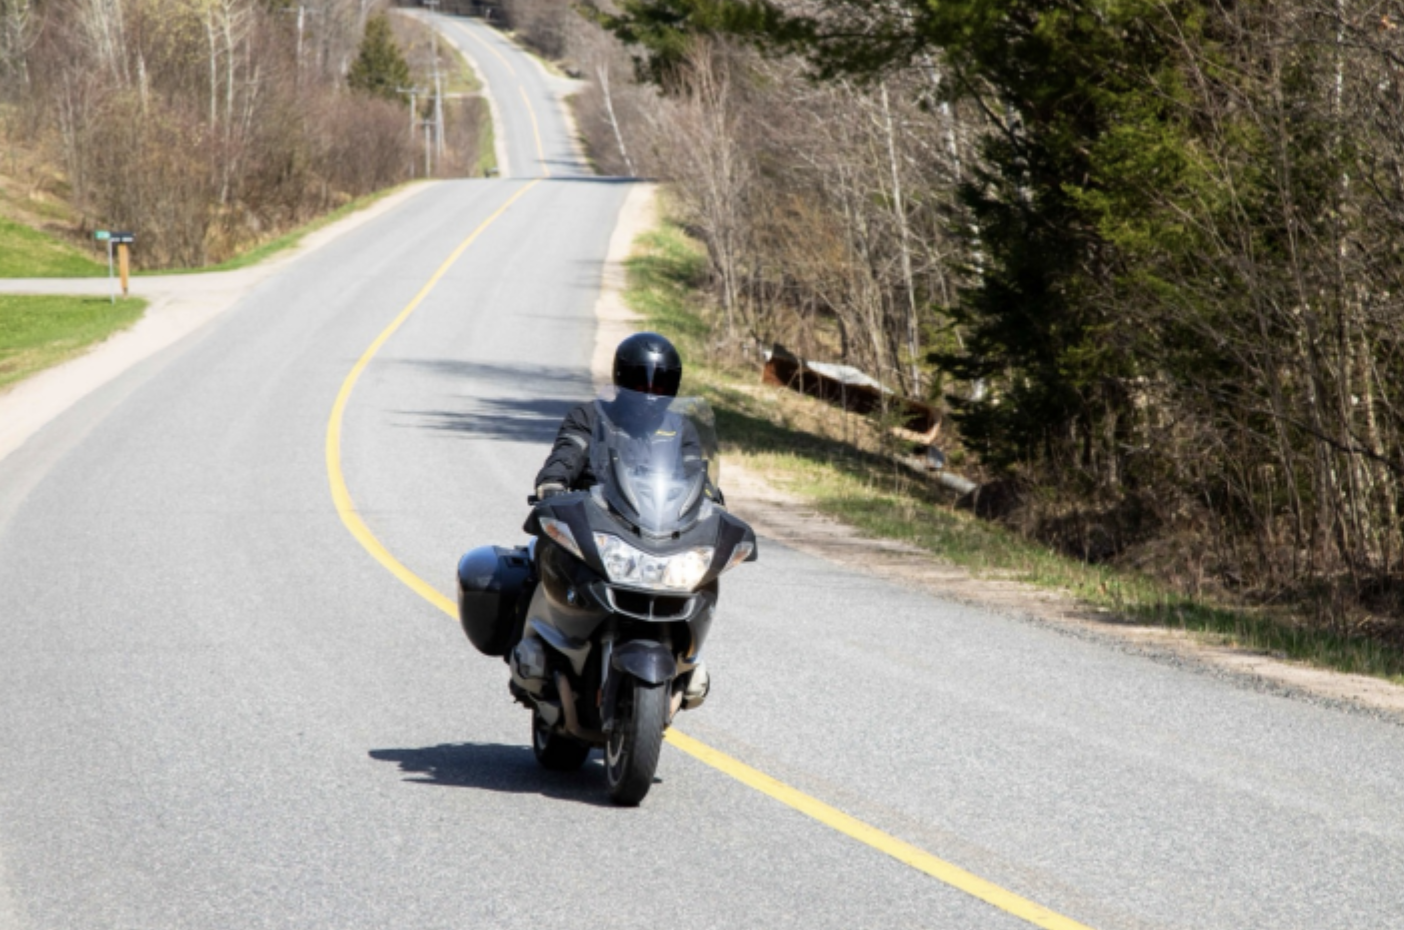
[528,331,713,706]
[534,331,688,500]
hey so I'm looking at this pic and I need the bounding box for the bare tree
[0,0,34,89]
[18,0,420,266]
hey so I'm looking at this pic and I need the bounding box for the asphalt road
[2,14,1403,930]
[427,13,585,181]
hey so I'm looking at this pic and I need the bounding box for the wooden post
[118,243,130,297]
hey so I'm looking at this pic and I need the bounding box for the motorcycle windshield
[591,388,719,537]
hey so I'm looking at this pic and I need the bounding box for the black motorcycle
[456,387,758,805]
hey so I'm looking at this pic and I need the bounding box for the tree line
[0,0,482,268]
[498,0,1404,632]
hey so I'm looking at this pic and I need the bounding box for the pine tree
[595,0,1201,483]
[347,13,411,102]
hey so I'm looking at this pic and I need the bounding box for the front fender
[611,640,676,686]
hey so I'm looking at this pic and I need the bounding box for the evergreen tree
[593,0,1203,484]
[585,0,793,88]
[348,14,411,102]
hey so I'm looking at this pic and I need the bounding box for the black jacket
[534,400,721,503]
[534,402,598,490]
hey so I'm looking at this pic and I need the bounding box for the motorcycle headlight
[593,533,714,592]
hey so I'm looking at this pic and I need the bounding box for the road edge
[493,26,592,169]
[590,183,657,384]
[0,182,436,467]
[407,10,513,179]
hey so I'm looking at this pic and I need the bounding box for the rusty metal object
[761,343,939,434]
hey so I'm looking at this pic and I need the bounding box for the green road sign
[94,231,111,241]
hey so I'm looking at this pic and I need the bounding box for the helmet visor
[615,361,681,397]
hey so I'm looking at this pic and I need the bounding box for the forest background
[0,0,486,269]
[486,0,1404,648]
[5,0,1404,651]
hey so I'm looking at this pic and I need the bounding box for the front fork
[599,622,675,734]
[599,628,615,731]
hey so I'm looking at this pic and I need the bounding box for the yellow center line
[665,730,1094,930]
[324,182,1096,930]
[457,21,517,76]
[518,85,550,179]
[326,178,541,612]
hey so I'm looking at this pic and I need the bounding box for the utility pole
[425,0,444,160]
[396,85,429,176]
[434,62,444,160]
[423,119,433,177]
[434,66,444,161]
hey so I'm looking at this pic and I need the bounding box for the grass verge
[477,111,498,178]
[392,12,483,94]
[148,184,411,276]
[0,295,146,390]
[392,10,495,178]
[625,221,1404,685]
[0,216,107,278]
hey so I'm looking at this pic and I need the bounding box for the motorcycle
[456,387,758,805]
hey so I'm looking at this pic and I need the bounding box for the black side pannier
[457,545,531,656]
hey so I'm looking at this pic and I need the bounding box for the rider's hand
[535,482,567,500]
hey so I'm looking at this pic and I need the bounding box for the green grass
[441,33,484,95]
[0,295,146,389]
[1,182,410,280]
[148,184,412,276]
[436,22,496,177]
[625,222,1404,685]
[0,216,107,278]
[477,111,498,178]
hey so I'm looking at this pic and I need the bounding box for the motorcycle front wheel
[605,679,668,806]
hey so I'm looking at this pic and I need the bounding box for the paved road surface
[1,14,1402,930]
[427,12,586,181]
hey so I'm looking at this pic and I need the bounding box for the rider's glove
[535,482,567,500]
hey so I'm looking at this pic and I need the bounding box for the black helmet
[612,332,682,397]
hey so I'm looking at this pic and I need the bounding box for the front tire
[532,709,591,771]
[605,679,668,806]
